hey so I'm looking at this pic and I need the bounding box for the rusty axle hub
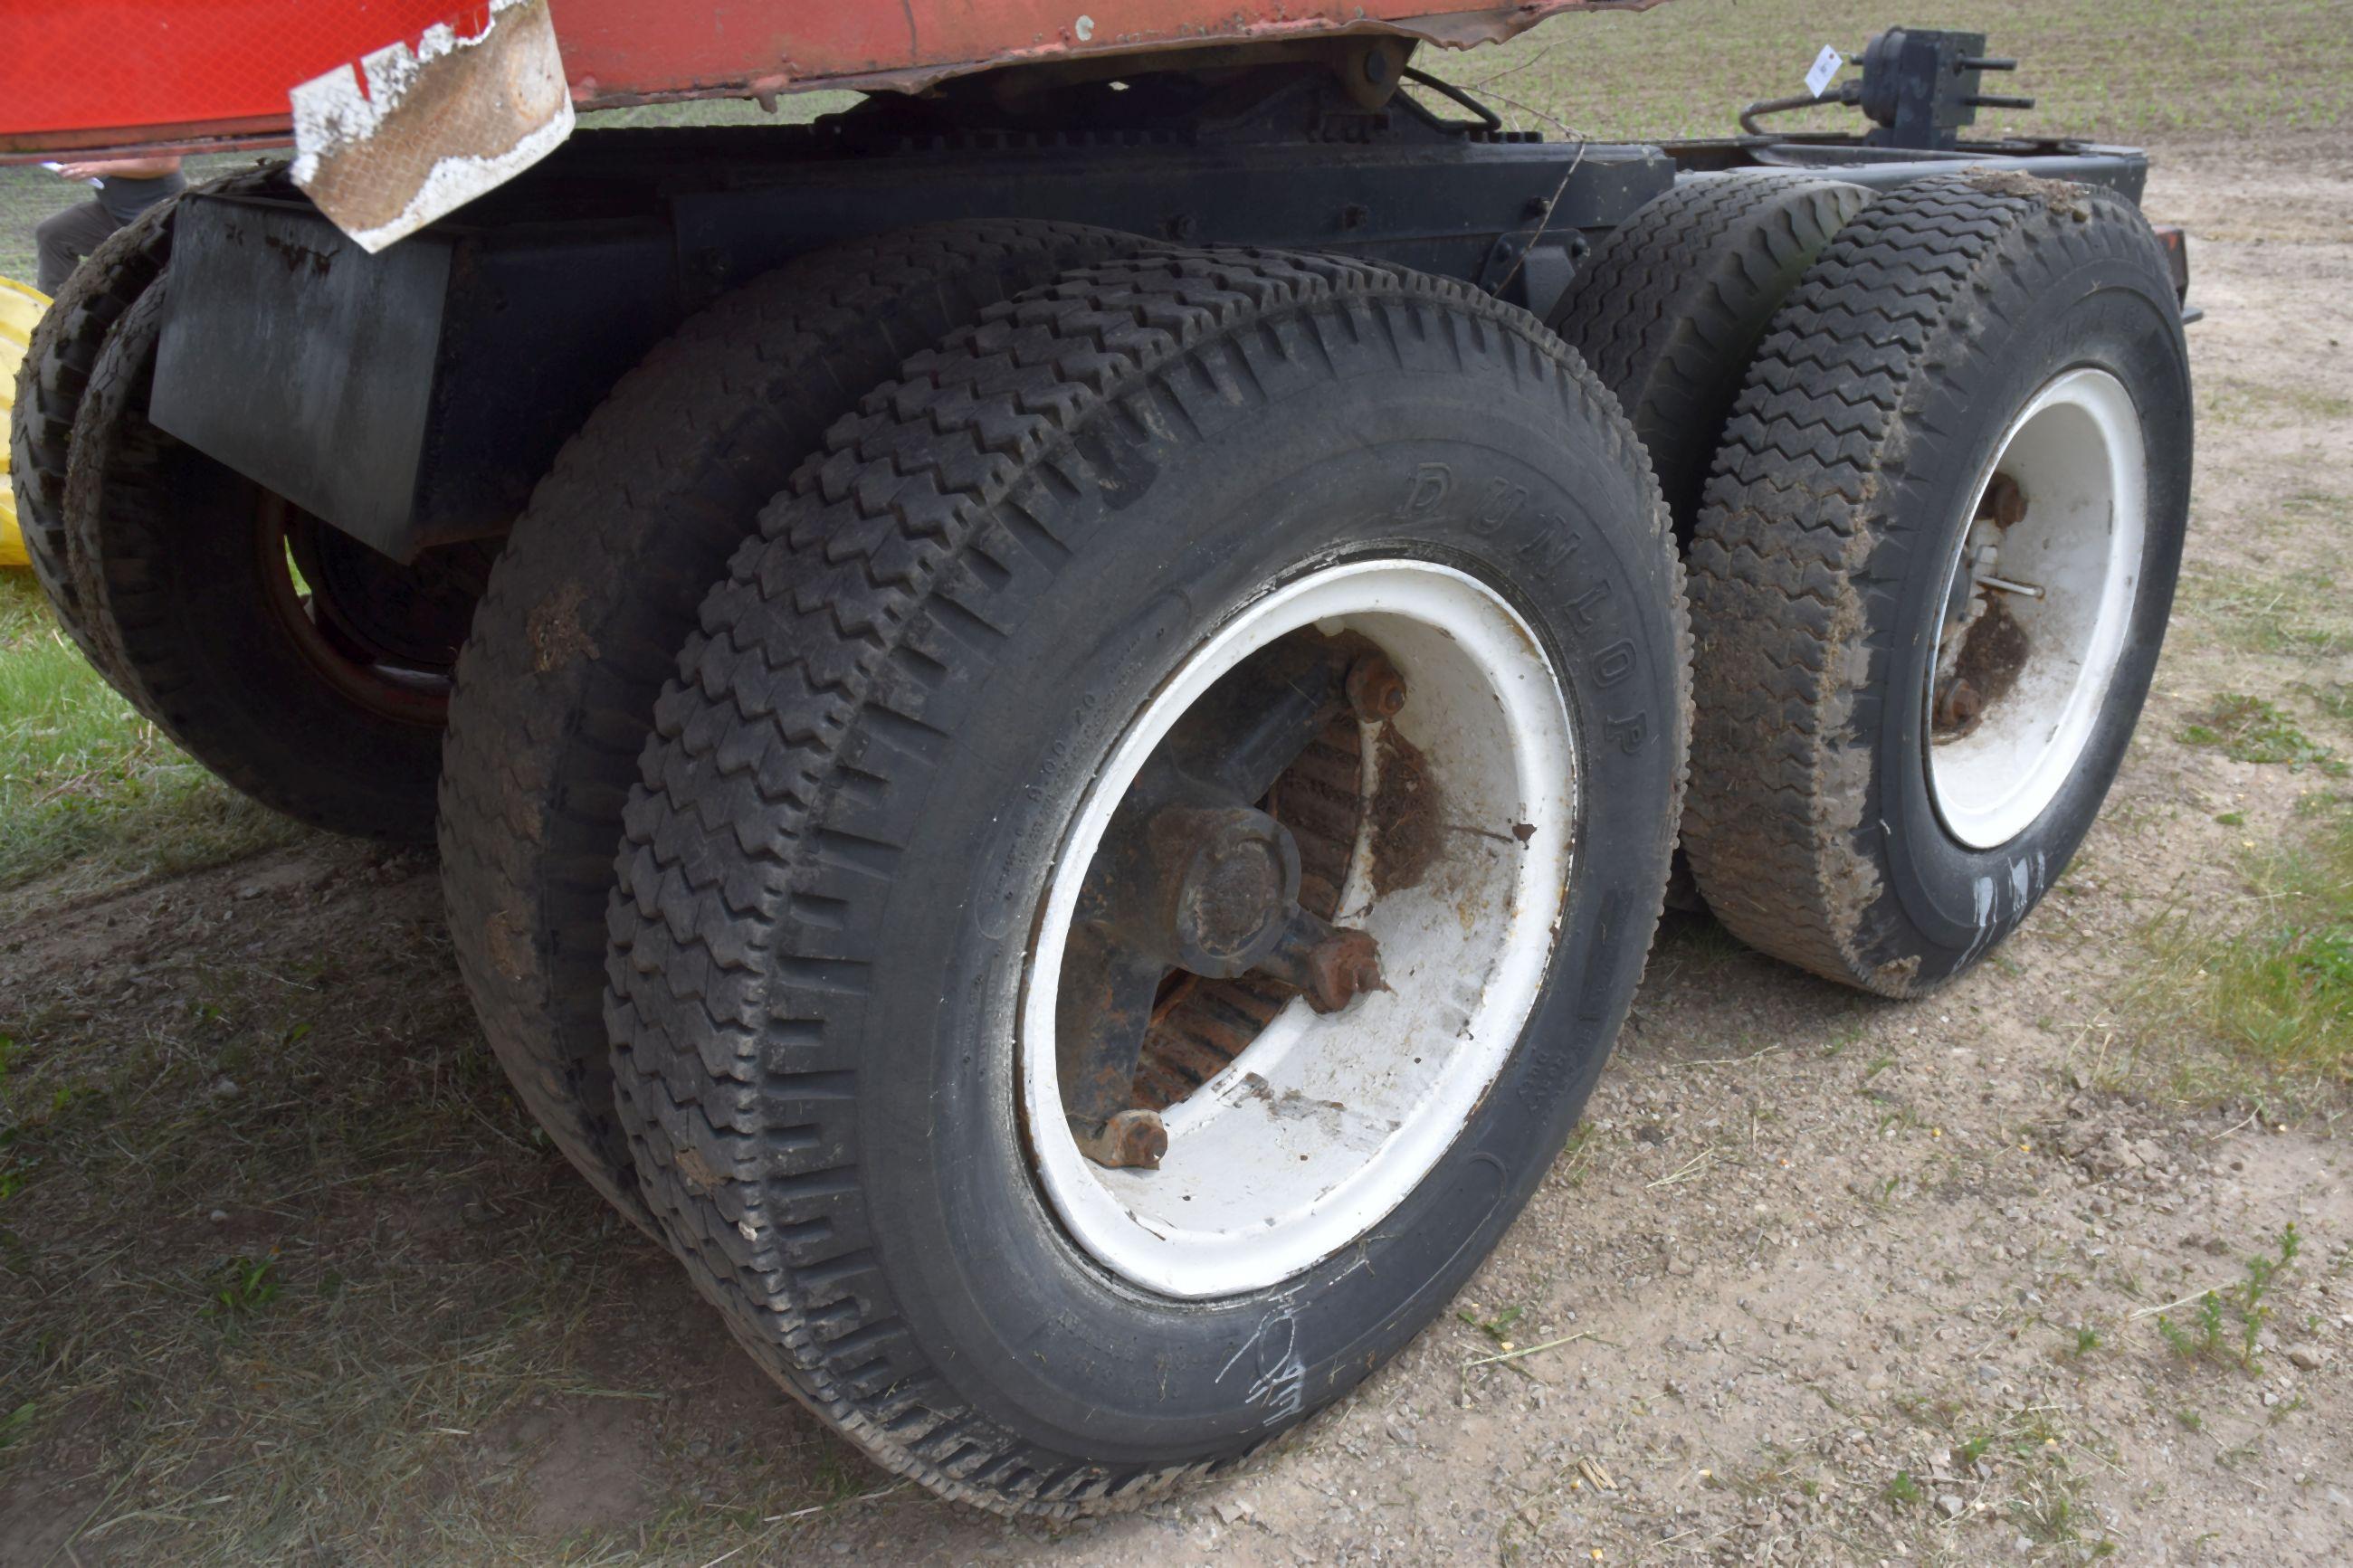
[1054,632,1399,1169]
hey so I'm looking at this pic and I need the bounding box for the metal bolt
[1073,1108,1168,1170]
[1346,653,1407,723]
[1935,678,1984,731]
[1978,472,2028,528]
[1295,927,1388,1014]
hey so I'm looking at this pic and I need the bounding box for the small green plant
[2215,811,2246,827]
[2068,1325,2101,1357]
[1457,1303,1524,1345]
[1883,1470,1923,1507]
[2175,1407,2203,1432]
[205,1254,282,1320]
[2155,1223,2301,1369]
[2182,695,2346,775]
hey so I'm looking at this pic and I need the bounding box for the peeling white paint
[290,0,574,253]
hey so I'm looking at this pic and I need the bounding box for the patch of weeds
[2182,695,2345,775]
[2137,800,2353,1084]
[2175,1407,2203,1432]
[2215,812,2246,827]
[1457,1303,1524,1346]
[0,1402,31,1453]
[1882,1469,1924,1508]
[2307,681,2353,727]
[2155,1223,2301,1370]
[2066,1325,2102,1357]
[205,1253,283,1321]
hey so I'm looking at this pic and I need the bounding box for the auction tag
[1805,45,1843,99]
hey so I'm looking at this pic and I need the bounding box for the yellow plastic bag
[1,275,51,569]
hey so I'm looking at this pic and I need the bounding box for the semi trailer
[3,0,2192,1516]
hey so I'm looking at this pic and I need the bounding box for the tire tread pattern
[439,221,1147,1232]
[1551,172,1869,529]
[605,249,1690,1516]
[1681,172,2177,994]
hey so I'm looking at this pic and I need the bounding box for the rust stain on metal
[1370,726,1443,898]
[1345,651,1407,724]
[1072,1107,1167,1170]
[291,0,575,252]
[1288,926,1387,1014]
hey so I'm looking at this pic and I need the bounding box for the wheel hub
[1923,367,2148,849]
[1055,640,1393,1169]
[1022,559,1578,1299]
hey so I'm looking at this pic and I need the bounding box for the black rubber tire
[9,163,285,680]
[1683,173,2192,997]
[1550,172,1871,539]
[438,221,1150,1235]
[62,282,462,841]
[605,252,1691,1516]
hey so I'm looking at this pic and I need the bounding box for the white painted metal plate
[289,0,574,253]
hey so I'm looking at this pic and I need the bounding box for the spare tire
[1683,173,2191,996]
[1550,172,1871,537]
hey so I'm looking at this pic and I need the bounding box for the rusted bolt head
[1077,1108,1168,1170]
[1978,473,2028,529]
[1300,927,1388,1014]
[1346,654,1407,723]
[1935,678,1984,731]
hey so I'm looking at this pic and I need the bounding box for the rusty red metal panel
[0,0,1664,154]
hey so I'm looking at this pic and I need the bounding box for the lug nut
[1073,1108,1168,1170]
[1978,472,2028,528]
[1297,927,1387,1014]
[1935,678,1984,731]
[1346,654,1406,723]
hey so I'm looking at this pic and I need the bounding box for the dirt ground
[2,146,2348,1566]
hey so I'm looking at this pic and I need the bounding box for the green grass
[2181,694,2346,775]
[1416,0,2353,144]
[2141,801,2353,1086]
[0,572,295,892]
[2196,812,2353,1081]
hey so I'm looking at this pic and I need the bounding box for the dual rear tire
[603,255,1688,1507]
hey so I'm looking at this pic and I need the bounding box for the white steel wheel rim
[1021,559,1578,1300]
[1926,367,2148,850]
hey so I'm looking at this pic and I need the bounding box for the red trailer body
[0,0,1653,153]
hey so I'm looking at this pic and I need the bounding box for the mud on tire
[605,252,1690,1515]
[1682,173,2192,996]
